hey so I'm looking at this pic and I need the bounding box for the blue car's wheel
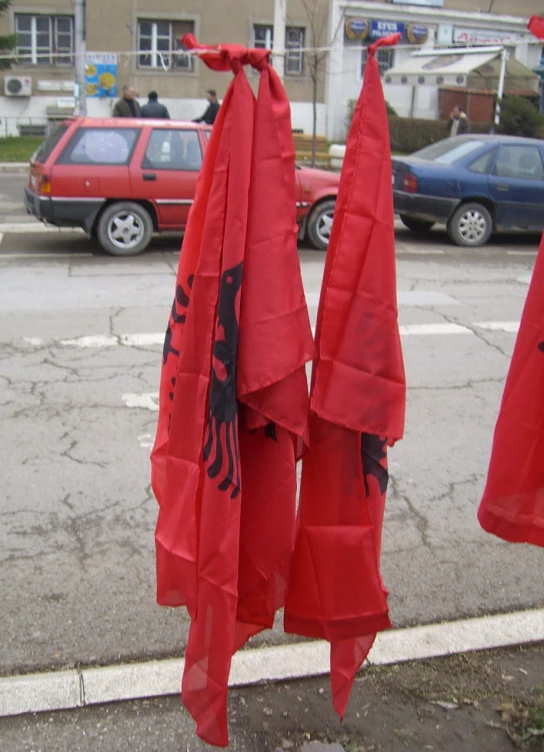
[447,202,492,247]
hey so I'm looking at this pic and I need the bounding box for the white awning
[383,46,539,89]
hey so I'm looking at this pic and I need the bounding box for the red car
[25,118,339,255]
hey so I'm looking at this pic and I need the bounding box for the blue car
[392,135,544,246]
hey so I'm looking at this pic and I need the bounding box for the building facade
[326,0,544,140]
[1,1,543,141]
[0,0,329,136]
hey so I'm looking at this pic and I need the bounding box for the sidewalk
[1,641,542,751]
[1,610,543,750]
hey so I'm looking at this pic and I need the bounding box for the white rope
[0,36,540,62]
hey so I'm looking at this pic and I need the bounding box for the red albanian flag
[151,35,314,747]
[528,16,544,39]
[284,34,406,720]
[478,233,544,548]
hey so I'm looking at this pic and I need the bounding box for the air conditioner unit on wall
[4,76,32,97]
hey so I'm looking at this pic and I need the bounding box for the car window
[493,144,544,180]
[57,128,140,165]
[142,129,202,171]
[32,124,69,164]
[412,139,485,164]
[468,148,496,175]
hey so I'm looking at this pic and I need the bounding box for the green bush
[345,98,397,131]
[497,95,544,138]
[388,117,490,153]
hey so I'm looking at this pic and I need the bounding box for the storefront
[325,0,540,140]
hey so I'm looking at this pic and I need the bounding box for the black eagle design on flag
[163,274,194,365]
[361,433,389,496]
[203,262,244,499]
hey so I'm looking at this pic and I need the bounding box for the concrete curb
[0,163,29,173]
[0,608,542,718]
[0,223,84,234]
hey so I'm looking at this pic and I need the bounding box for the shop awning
[383,46,539,91]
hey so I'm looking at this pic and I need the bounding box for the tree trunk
[311,69,318,168]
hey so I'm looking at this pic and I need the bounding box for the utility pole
[273,0,286,80]
[493,46,508,131]
[74,0,87,116]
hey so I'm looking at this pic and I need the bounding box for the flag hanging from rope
[284,33,406,719]
[151,35,314,747]
[528,15,544,39]
[477,233,544,548]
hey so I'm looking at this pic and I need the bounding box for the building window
[137,20,195,71]
[15,14,74,66]
[253,25,305,75]
[361,47,395,78]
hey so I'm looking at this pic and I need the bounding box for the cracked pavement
[0,228,543,679]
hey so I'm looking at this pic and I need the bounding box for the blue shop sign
[370,20,405,40]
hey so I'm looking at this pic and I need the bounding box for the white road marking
[120,333,165,347]
[397,247,445,255]
[0,223,84,234]
[399,323,471,335]
[60,335,119,348]
[0,607,541,717]
[506,250,538,255]
[475,321,520,333]
[23,337,44,346]
[0,252,93,260]
[22,320,523,352]
[122,393,159,411]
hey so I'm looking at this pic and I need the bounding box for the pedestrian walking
[448,105,470,137]
[141,91,170,119]
[113,85,141,118]
[193,89,220,125]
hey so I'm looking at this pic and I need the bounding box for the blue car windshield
[413,139,486,164]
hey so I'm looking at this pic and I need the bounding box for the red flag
[151,36,314,747]
[528,15,544,39]
[284,33,405,719]
[478,233,544,548]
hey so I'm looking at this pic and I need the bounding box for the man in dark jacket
[193,89,220,125]
[141,91,170,119]
[113,85,141,117]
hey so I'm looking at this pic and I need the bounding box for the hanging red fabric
[528,15,544,40]
[151,35,314,747]
[284,33,406,719]
[478,233,544,548]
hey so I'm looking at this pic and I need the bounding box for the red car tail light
[37,175,51,195]
[403,173,418,193]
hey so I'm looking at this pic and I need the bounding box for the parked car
[24,118,340,255]
[392,134,544,247]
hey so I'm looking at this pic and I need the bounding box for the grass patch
[0,136,43,162]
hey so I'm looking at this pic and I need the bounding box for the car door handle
[495,183,509,191]
[142,173,157,181]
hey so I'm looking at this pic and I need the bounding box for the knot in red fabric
[368,32,401,56]
[182,34,270,74]
[248,48,270,71]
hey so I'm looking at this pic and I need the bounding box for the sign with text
[85,53,118,98]
[345,17,370,40]
[370,19,405,40]
[453,27,519,46]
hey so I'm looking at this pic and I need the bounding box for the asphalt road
[1,172,543,683]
